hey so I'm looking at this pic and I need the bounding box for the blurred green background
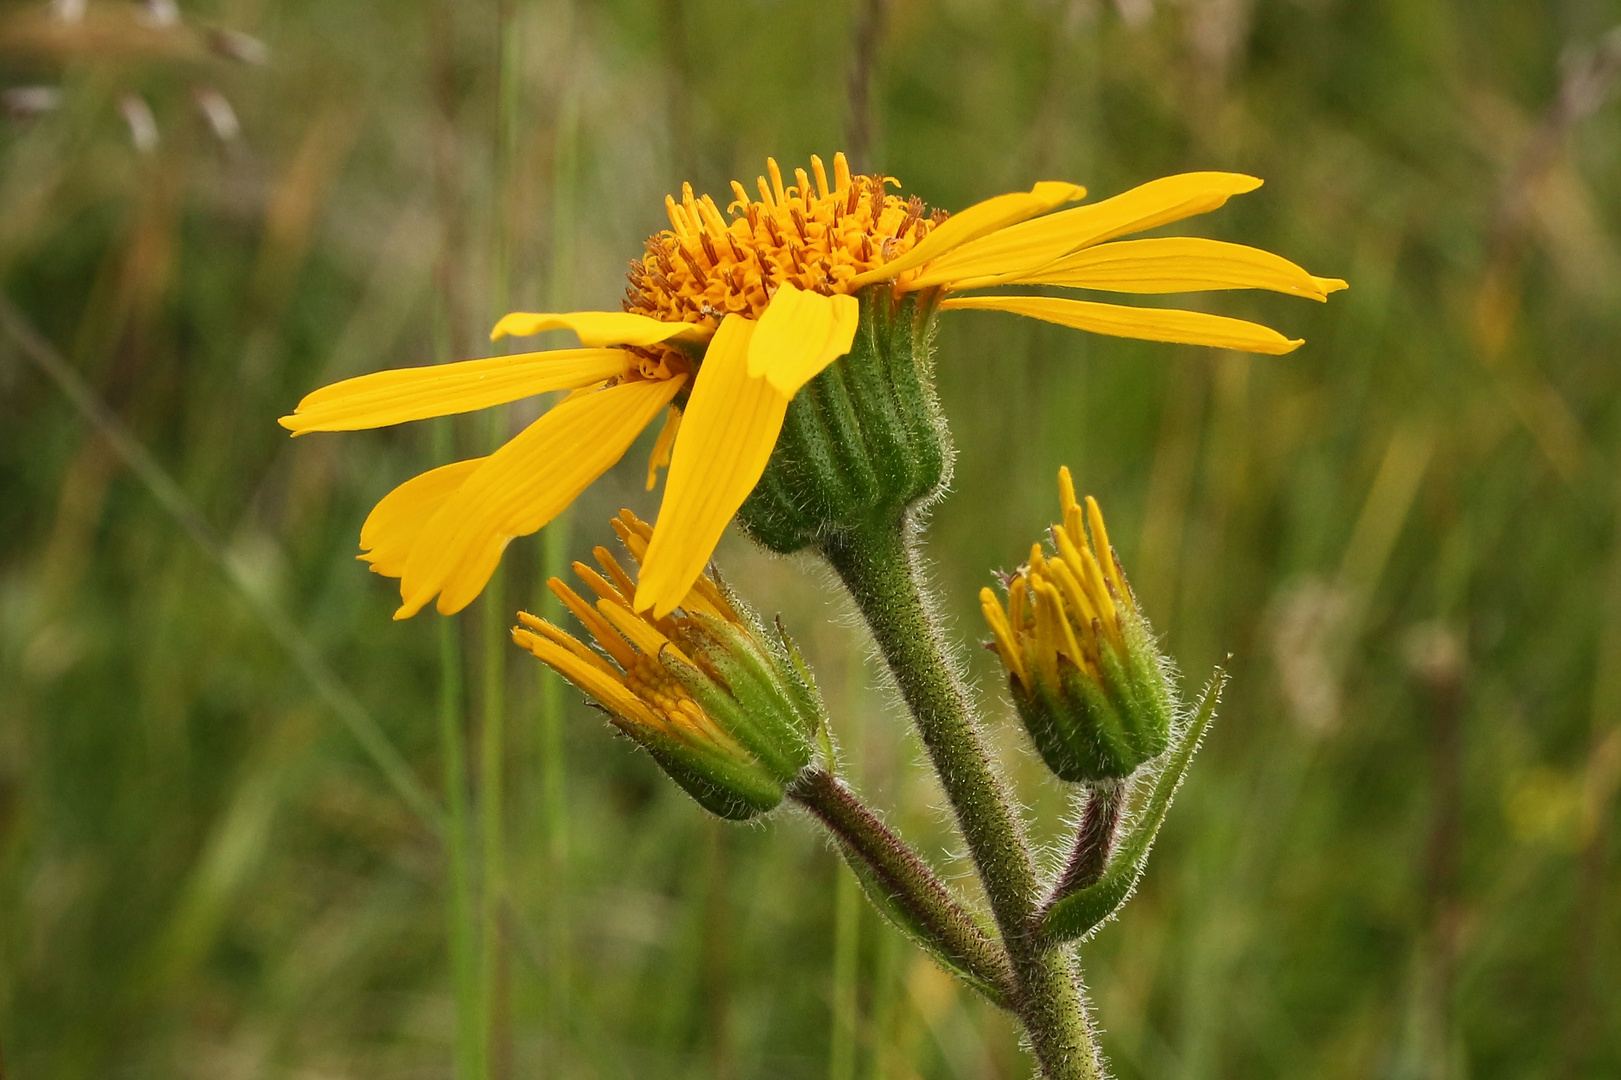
[3,0,1620,1077]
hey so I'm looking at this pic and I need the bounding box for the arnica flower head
[512,509,823,820]
[280,153,1344,620]
[981,468,1173,783]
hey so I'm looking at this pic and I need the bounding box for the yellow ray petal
[848,181,1087,287]
[939,294,1304,355]
[645,405,682,491]
[359,458,486,579]
[1007,237,1344,300]
[1084,495,1129,602]
[512,630,661,730]
[395,375,686,618]
[746,283,861,396]
[911,172,1263,289]
[489,310,712,347]
[279,349,633,434]
[515,611,620,679]
[980,586,1027,689]
[635,317,790,618]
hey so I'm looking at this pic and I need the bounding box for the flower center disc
[623,153,943,336]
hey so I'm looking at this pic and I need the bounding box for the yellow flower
[280,153,1344,620]
[981,467,1133,694]
[981,468,1173,783]
[512,509,821,819]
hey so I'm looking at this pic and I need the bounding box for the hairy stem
[1051,782,1126,905]
[790,768,1018,1004]
[819,520,1101,1079]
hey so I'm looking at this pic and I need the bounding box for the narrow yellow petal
[512,630,661,730]
[1008,575,1028,631]
[596,599,698,670]
[848,181,1087,287]
[572,560,628,606]
[746,283,861,396]
[939,295,1304,355]
[358,458,486,579]
[1047,544,1101,627]
[592,547,639,604]
[550,578,636,669]
[279,349,633,434]
[489,310,712,347]
[645,405,682,491]
[1006,237,1336,300]
[911,172,1263,289]
[595,598,671,657]
[515,612,619,679]
[980,586,1027,689]
[1038,581,1086,672]
[1057,465,1079,519]
[635,317,791,618]
[1076,541,1120,640]
[394,375,685,618]
[1084,495,1128,602]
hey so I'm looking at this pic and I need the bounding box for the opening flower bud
[513,509,825,819]
[981,469,1172,783]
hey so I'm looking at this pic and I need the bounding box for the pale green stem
[435,416,481,1080]
[537,510,573,1067]
[538,13,579,1065]
[479,0,522,1071]
[478,552,507,1073]
[830,860,861,1080]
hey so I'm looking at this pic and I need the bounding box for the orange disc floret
[623,152,945,331]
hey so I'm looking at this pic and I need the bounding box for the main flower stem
[819,519,1101,1080]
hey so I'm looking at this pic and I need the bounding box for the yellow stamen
[768,158,787,204]
[833,152,851,193]
[811,155,830,199]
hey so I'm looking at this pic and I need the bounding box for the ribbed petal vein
[635,317,790,618]
[849,181,1087,287]
[279,349,633,434]
[939,294,1304,354]
[746,283,861,397]
[489,310,713,347]
[912,172,1263,289]
[359,458,486,579]
[1011,237,1349,299]
[396,375,686,618]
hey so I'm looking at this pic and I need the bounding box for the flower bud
[737,287,951,553]
[514,509,824,820]
[981,469,1172,783]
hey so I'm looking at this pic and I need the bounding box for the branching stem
[1051,781,1126,905]
[789,768,1018,1005]
[819,518,1102,1080]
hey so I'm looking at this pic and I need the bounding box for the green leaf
[1042,665,1228,944]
